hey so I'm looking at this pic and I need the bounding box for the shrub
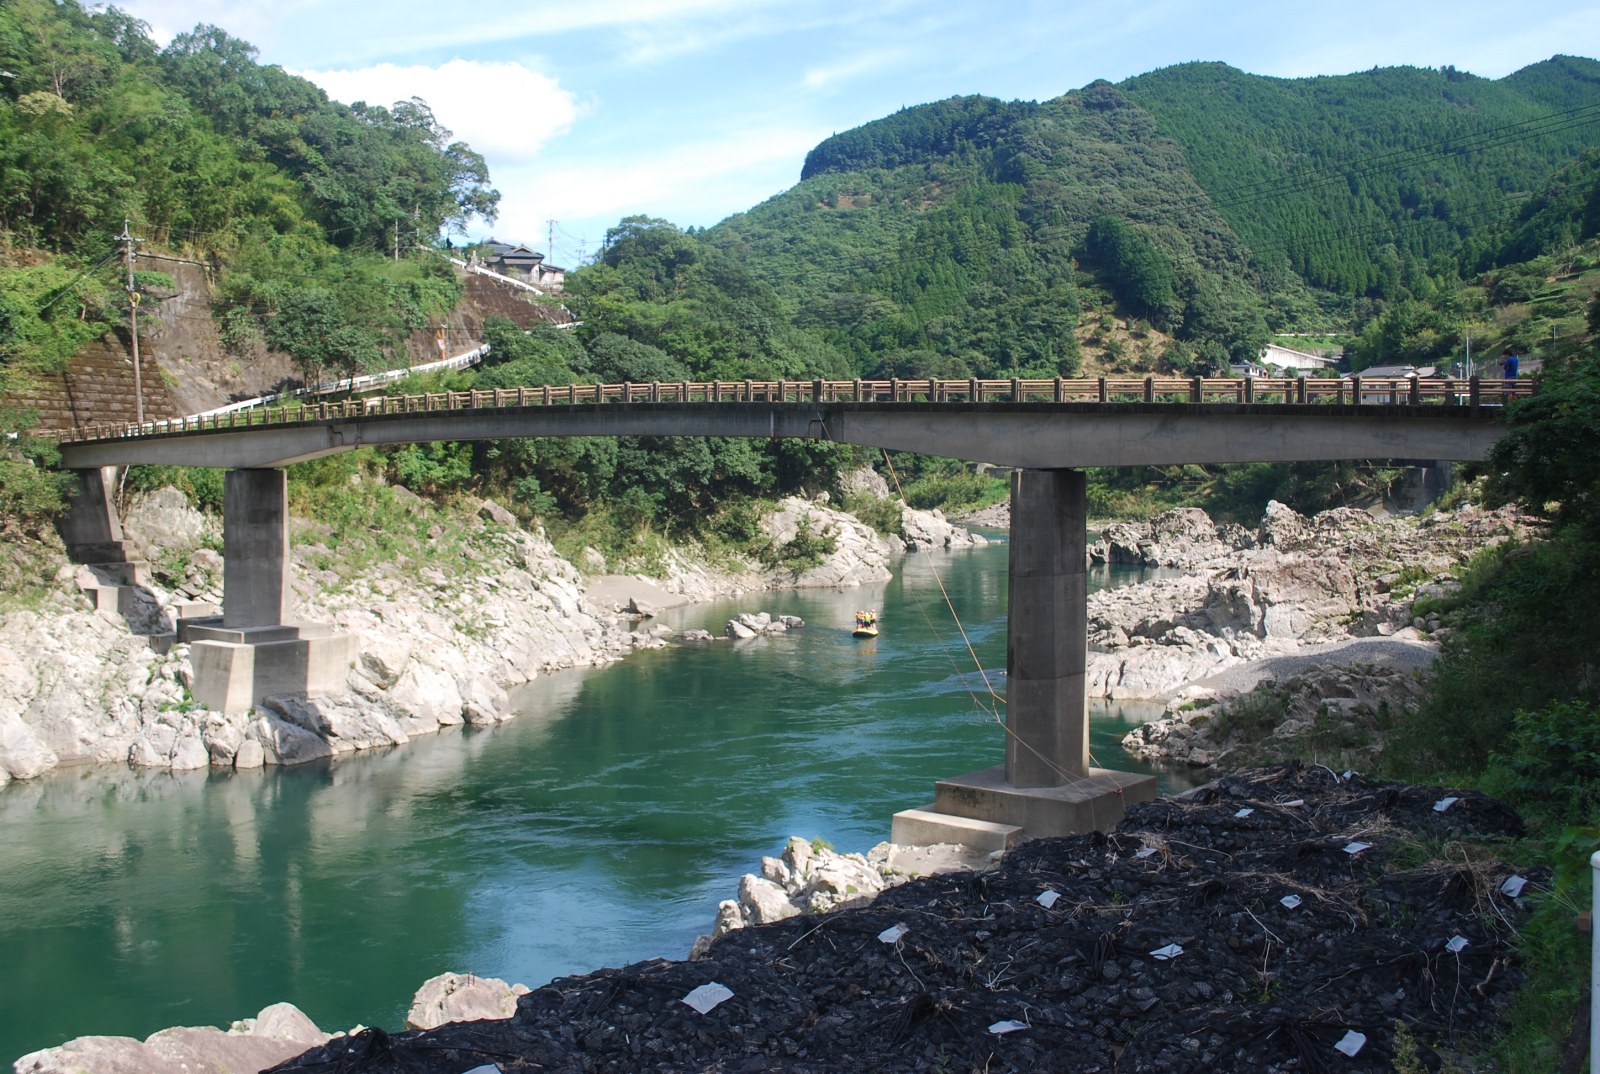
[1481,701,1600,827]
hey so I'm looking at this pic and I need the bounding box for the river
[0,540,1197,1062]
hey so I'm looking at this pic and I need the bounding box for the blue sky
[118,0,1600,269]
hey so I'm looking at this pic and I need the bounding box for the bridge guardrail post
[1098,377,1108,402]
[1298,377,1308,404]
[1011,377,1022,402]
[1468,377,1480,408]
[1144,377,1155,403]
[1191,376,1203,403]
[813,379,823,403]
[1054,377,1064,402]
[889,377,900,402]
[1408,376,1420,405]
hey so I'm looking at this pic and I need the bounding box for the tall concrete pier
[222,468,289,628]
[182,467,354,714]
[892,468,1156,848]
[1005,469,1091,786]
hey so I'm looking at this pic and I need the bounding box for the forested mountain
[674,58,1600,381]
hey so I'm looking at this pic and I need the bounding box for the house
[1258,343,1340,373]
[475,240,566,292]
[1344,363,1440,403]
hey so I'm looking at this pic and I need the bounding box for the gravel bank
[1188,636,1440,696]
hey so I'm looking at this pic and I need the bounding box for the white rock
[737,874,801,924]
[406,971,529,1030]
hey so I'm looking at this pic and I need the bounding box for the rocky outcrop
[722,612,805,639]
[895,505,986,552]
[699,837,908,945]
[760,496,894,587]
[16,972,534,1072]
[13,1002,330,1074]
[1123,664,1432,770]
[1085,501,1530,700]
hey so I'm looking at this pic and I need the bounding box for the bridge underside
[59,400,1505,471]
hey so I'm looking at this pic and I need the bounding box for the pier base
[183,621,355,715]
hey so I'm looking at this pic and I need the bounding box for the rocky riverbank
[1083,501,1530,702]
[260,764,1533,1074]
[0,475,980,785]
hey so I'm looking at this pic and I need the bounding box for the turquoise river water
[0,539,1198,1062]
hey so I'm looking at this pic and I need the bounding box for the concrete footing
[890,807,1023,853]
[183,619,355,715]
[933,764,1157,838]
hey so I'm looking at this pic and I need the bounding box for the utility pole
[117,219,145,424]
[547,219,556,262]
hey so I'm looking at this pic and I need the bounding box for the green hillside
[1121,57,1600,295]
[0,0,494,418]
[694,58,1600,382]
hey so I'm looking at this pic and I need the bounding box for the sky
[116,0,1600,269]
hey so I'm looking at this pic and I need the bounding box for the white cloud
[339,0,790,66]
[115,0,317,50]
[487,124,821,245]
[294,60,582,165]
[802,49,910,91]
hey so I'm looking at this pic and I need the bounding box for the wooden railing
[59,375,1535,444]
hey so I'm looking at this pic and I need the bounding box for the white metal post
[1591,850,1600,1072]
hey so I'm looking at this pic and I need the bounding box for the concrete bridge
[55,374,1526,845]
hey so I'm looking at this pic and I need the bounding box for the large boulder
[406,972,529,1031]
[761,497,893,587]
[899,507,984,551]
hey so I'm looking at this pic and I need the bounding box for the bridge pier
[184,468,354,714]
[892,468,1156,849]
[58,466,129,563]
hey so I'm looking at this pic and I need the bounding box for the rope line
[878,452,1117,807]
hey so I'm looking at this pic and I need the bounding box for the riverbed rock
[760,497,893,587]
[406,972,530,1031]
[1123,664,1433,770]
[0,711,58,781]
[1084,501,1532,702]
[705,837,903,939]
[14,1002,331,1074]
[899,506,985,551]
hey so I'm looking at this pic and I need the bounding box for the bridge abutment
[893,468,1155,848]
[185,468,354,714]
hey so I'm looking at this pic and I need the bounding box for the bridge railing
[59,375,1535,444]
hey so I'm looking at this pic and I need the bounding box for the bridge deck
[56,375,1524,470]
